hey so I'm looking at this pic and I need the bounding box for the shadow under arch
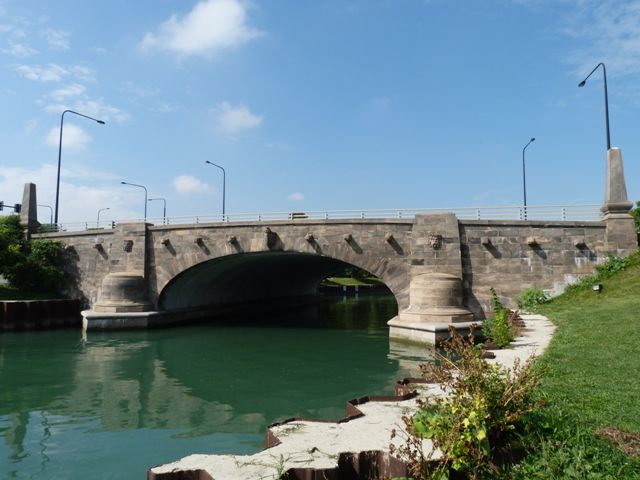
[158,251,395,315]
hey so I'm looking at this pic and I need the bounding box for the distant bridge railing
[49,204,603,233]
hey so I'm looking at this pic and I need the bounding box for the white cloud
[44,98,130,124]
[46,123,92,150]
[140,0,262,57]
[73,98,130,123]
[48,83,85,101]
[288,192,304,201]
[173,175,211,195]
[13,63,68,81]
[122,81,160,98]
[0,164,140,224]
[1,41,37,57]
[213,101,263,135]
[24,118,39,134]
[153,101,182,113]
[69,65,96,82]
[43,27,70,51]
[563,1,640,77]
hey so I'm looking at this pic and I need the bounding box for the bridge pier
[387,212,477,344]
[388,272,477,344]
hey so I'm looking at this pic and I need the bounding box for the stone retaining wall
[0,299,81,330]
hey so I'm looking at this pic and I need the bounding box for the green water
[0,293,429,479]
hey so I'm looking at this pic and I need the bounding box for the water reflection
[0,293,432,479]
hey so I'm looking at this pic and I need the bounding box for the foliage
[482,289,518,348]
[564,254,631,294]
[0,215,65,294]
[631,201,640,242]
[0,215,23,267]
[37,223,59,233]
[516,287,548,313]
[392,334,542,480]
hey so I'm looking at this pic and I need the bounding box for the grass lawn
[0,284,63,300]
[512,251,640,478]
[537,252,640,433]
[321,276,385,287]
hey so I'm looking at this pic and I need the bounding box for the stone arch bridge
[32,149,637,343]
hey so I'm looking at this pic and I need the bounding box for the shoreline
[148,314,555,480]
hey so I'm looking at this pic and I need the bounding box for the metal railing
[50,204,603,232]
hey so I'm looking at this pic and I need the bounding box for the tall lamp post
[55,110,105,225]
[121,181,148,221]
[522,137,535,219]
[97,207,110,228]
[578,62,611,151]
[148,197,167,224]
[38,204,53,225]
[205,161,226,218]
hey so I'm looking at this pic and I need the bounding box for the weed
[517,287,548,313]
[482,289,518,348]
[393,334,542,479]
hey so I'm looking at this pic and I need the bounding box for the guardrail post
[397,211,401,219]
[476,208,481,220]
[325,212,329,219]
[561,207,566,221]
[196,216,199,224]
[361,212,365,219]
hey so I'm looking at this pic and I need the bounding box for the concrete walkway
[148,315,555,480]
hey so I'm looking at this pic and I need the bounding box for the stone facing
[37,212,637,328]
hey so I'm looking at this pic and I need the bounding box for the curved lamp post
[148,197,166,224]
[121,181,148,221]
[97,207,110,228]
[205,161,226,218]
[55,110,105,224]
[38,204,53,225]
[578,62,611,151]
[522,137,535,218]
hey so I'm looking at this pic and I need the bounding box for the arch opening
[158,251,397,324]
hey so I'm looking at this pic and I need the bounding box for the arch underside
[158,251,392,312]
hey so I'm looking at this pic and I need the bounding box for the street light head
[531,137,535,142]
[121,181,127,185]
[97,120,106,125]
[578,80,586,87]
[205,160,212,165]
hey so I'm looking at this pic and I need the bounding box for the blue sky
[1,0,639,224]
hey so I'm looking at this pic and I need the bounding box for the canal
[0,292,429,479]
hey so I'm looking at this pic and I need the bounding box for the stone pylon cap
[602,148,633,217]
[20,182,40,235]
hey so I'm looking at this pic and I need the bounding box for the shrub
[517,287,548,313]
[564,254,631,294]
[392,334,542,479]
[0,215,64,293]
[631,201,640,242]
[482,289,517,348]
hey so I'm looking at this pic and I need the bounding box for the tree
[0,215,64,293]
